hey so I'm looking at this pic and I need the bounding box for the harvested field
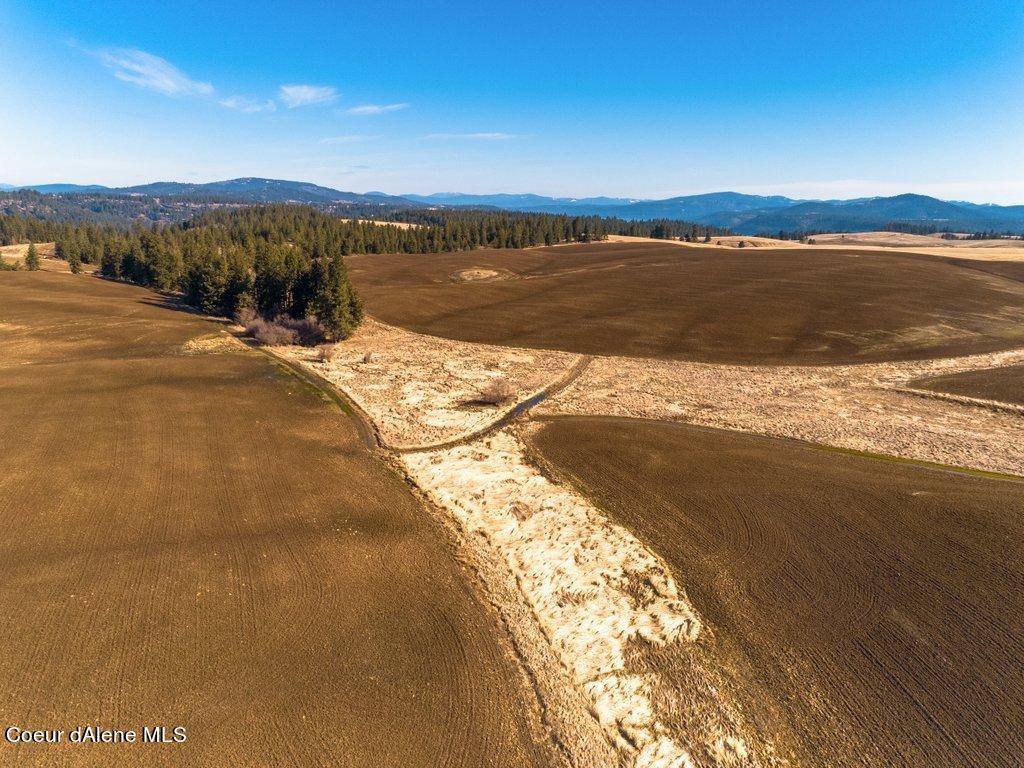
[529,416,1024,768]
[911,363,1024,406]
[0,272,561,767]
[348,243,1024,364]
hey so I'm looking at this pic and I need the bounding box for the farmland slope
[349,243,1024,365]
[529,416,1024,767]
[0,272,556,767]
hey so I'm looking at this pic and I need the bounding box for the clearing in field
[0,272,559,768]
[347,242,1024,365]
[527,416,1024,768]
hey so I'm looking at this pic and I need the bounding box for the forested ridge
[1,203,728,338]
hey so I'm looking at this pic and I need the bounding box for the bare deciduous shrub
[245,318,298,345]
[362,351,375,364]
[317,343,340,362]
[235,306,258,326]
[240,313,327,346]
[477,376,515,405]
[274,315,327,346]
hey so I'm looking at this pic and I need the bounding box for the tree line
[0,214,101,246]
[388,208,729,242]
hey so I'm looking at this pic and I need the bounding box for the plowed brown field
[912,363,1024,406]
[347,243,1024,364]
[0,272,557,768]
[529,416,1024,767]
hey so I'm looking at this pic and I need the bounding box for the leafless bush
[477,376,515,405]
[274,315,327,346]
[245,318,298,345]
[241,314,327,346]
[362,350,375,364]
[235,306,258,326]
[317,343,340,362]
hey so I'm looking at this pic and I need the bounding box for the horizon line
[3,178,1023,207]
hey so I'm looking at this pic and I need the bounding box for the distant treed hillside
[6,178,416,207]
[111,178,414,206]
[0,189,241,225]
[0,189,411,227]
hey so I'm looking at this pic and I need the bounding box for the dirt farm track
[529,416,1024,768]
[348,242,1024,365]
[0,272,557,767]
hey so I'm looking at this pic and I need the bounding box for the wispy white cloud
[320,135,374,144]
[95,48,214,97]
[278,84,338,108]
[346,102,409,115]
[422,132,520,140]
[219,95,276,113]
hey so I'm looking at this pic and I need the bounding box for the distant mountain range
[4,178,1023,233]
[405,191,798,221]
[402,190,1024,233]
[401,192,646,209]
[3,178,405,206]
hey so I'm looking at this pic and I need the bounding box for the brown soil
[912,363,1024,406]
[0,272,560,767]
[348,243,1024,365]
[528,416,1024,768]
[943,256,1024,284]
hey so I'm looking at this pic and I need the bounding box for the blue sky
[1,0,1022,202]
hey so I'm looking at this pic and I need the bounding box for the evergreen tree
[311,253,362,338]
[24,242,40,271]
[185,254,228,313]
[100,240,122,278]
